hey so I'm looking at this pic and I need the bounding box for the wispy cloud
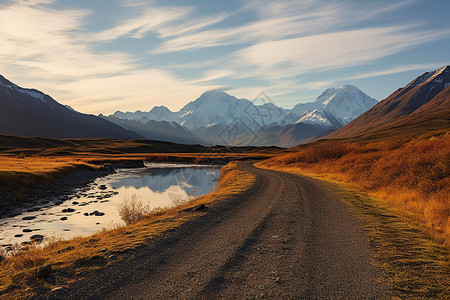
[234,26,450,78]
[0,0,448,114]
[344,63,449,80]
[89,6,191,41]
[0,0,220,113]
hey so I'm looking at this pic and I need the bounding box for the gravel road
[37,162,389,299]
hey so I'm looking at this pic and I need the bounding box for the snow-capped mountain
[107,85,377,146]
[111,90,289,130]
[321,85,378,125]
[178,91,288,130]
[286,85,378,128]
[0,75,141,139]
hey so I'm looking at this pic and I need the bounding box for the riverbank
[0,157,145,219]
[0,162,256,299]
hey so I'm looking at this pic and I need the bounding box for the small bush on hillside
[118,194,150,225]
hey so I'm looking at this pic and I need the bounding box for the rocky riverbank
[0,160,145,219]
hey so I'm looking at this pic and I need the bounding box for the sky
[0,0,449,114]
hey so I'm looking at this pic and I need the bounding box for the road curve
[38,162,389,299]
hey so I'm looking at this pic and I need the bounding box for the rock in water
[30,234,45,242]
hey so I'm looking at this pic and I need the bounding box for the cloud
[234,26,450,77]
[153,0,417,54]
[0,1,222,114]
[59,69,222,114]
[344,63,449,80]
[89,6,191,41]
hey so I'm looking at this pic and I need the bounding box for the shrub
[118,194,150,224]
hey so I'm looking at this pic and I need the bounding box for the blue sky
[1,0,449,114]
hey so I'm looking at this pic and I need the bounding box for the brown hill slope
[328,65,450,139]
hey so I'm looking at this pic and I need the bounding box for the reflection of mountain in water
[110,167,219,196]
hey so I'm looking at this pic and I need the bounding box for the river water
[0,163,220,248]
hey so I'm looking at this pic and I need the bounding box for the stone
[99,185,107,190]
[30,234,45,242]
[22,216,36,221]
[60,217,68,221]
[23,228,33,233]
[14,234,23,238]
[72,201,79,205]
[194,204,207,211]
[37,265,52,278]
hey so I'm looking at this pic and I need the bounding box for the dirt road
[39,163,389,299]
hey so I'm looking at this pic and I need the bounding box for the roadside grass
[258,130,450,248]
[0,162,256,300]
[255,166,450,299]
[328,182,450,299]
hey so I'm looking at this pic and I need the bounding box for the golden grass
[258,130,450,248]
[0,156,103,191]
[0,162,256,299]
[323,181,450,299]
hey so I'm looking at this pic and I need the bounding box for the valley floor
[1,162,448,299]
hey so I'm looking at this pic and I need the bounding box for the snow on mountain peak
[0,75,48,103]
[292,85,377,127]
[296,109,332,127]
[107,85,376,132]
[322,85,378,125]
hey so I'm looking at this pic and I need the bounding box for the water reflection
[112,166,218,197]
[0,163,220,247]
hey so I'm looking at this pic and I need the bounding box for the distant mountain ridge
[0,73,379,146]
[0,75,142,139]
[328,65,450,139]
[108,86,377,146]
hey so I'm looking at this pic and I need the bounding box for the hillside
[0,75,141,140]
[328,66,450,139]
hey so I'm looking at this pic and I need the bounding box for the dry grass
[258,130,450,248]
[0,162,256,299]
[324,181,449,299]
[0,155,101,189]
[118,194,152,224]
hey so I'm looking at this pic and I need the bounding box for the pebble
[30,234,45,242]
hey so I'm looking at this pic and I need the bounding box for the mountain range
[103,85,378,146]
[3,65,448,148]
